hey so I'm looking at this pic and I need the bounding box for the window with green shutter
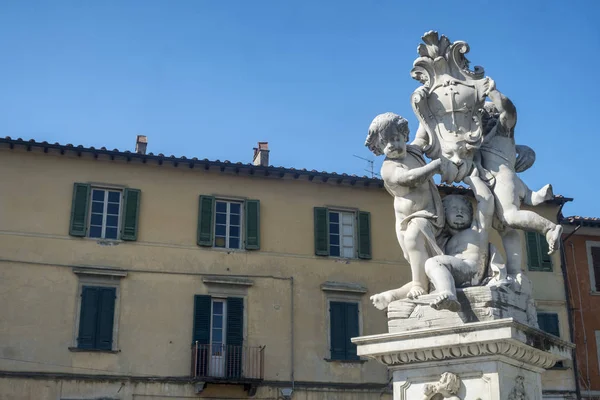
[314,208,372,259]
[329,301,360,361]
[526,232,552,271]
[537,312,563,368]
[77,286,116,350]
[69,183,141,241]
[197,196,261,250]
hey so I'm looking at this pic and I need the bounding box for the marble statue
[423,373,461,400]
[367,30,561,314]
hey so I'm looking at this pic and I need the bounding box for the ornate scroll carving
[423,372,462,400]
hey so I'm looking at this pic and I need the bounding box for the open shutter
[95,287,116,350]
[192,295,211,376]
[357,211,372,260]
[197,196,215,246]
[526,232,541,270]
[244,200,260,250]
[314,207,329,256]
[329,301,346,360]
[591,247,600,291]
[69,183,91,237]
[121,188,141,241]
[345,303,359,360]
[78,286,99,349]
[226,297,244,378]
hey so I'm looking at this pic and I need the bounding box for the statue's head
[481,101,500,135]
[442,194,473,230]
[365,112,409,159]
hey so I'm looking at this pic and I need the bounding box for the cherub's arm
[464,174,494,232]
[392,158,441,187]
[486,80,517,131]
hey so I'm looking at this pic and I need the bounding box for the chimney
[252,142,269,167]
[135,135,148,155]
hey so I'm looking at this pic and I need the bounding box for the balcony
[191,343,265,390]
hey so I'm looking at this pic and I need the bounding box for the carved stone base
[353,319,573,400]
[388,278,538,333]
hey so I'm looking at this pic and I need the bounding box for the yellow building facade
[0,137,576,399]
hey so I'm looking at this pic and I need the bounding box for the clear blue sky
[1,1,598,217]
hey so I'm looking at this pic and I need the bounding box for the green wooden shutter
[96,287,116,350]
[329,301,346,360]
[345,303,359,360]
[192,295,212,344]
[591,247,600,291]
[121,188,141,241]
[539,234,552,271]
[226,297,244,378]
[69,183,91,237]
[197,196,215,246]
[538,313,560,337]
[526,232,552,271]
[314,207,329,256]
[357,211,372,260]
[244,200,260,250]
[78,286,99,349]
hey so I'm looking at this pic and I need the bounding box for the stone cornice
[353,319,573,370]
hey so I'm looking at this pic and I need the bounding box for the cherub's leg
[494,171,561,254]
[524,184,554,206]
[424,256,461,312]
[370,282,413,310]
[403,219,430,299]
[500,227,523,276]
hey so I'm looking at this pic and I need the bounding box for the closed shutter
[244,200,260,250]
[357,211,372,260]
[77,286,99,349]
[95,287,116,350]
[538,313,560,337]
[329,302,346,360]
[314,207,329,256]
[69,183,91,237]
[526,232,552,271]
[121,188,141,241]
[591,247,600,291]
[345,303,359,360]
[197,196,215,246]
[226,297,244,378]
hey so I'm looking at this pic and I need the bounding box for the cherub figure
[365,113,446,310]
[479,80,562,274]
[423,172,495,312]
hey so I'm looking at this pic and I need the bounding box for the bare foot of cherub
[430,291,461,312]
[407,283,426,300]
[531,184,554,206]
[370,292,395,310]
[546,224,563,254]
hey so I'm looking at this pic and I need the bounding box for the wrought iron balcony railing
[191,343,265,381]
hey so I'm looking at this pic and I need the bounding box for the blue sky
[1,0,598,217]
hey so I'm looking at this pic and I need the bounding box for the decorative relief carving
[423,372,462,400]
[508,376,529,400]
[375,341,557,369]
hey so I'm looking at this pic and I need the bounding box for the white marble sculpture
[367,30,562,314]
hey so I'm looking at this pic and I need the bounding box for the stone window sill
[68,347,120,354]
[324,358,367,364]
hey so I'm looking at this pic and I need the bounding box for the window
[69,183,141,241]
[215,200,242,249]
[314,207,371,259]
[586,243,600,292]
[526,232,552,271]
[77,286,117,350]
[329,301,360,361]
[538,312,564,368]
[192,296,244,378]
[197,196,260,250]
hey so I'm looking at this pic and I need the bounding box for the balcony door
[210,299,227,377]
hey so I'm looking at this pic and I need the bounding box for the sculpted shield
[411,31,491,183]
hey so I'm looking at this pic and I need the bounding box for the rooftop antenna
[353,154,379,178]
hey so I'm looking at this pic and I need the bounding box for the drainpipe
[290,277,295,392]
[558,207,582,400]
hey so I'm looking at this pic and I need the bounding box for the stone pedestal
[354,287,574,400]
